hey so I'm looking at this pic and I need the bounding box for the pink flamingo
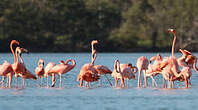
[0,61,14,88]
[44,62,56,87]
[144,53,163,87]
[111,59,137,88]
[160,29,191,88]
[77,49,99,87]
[90,40,112,86]
[111,59,124,88]
[48,59,76,88]
[10,40,27,87]
[16,47,37,87]
[136,56,149,88]
[35,59,45,86]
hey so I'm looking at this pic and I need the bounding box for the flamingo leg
[0,76,5,87]
[115,77,118,88]
[104,74,112,86]
[51,74,56,87]
[47,76,49,88]
[143,70,147,87]
[16,76,18,88]
[8,75,12,88]
[59,74,62,88]
[6,76,9,87]
[40,77,43,87]
[184,74,188,88]
[138,69,141,88]
[121,78,125,88]
[163,78,167,88]
[150,76,157,87]
[80,78,84,87]
[127,79,129,87]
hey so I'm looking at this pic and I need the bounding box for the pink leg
[115,77,118,88]
[59,74,62,88]
[121,78,125,88]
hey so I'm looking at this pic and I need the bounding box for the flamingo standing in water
[143,53,163,87]
[0,61,14,88]
[90,40,113,86]
[44,62,56,87]
[16,47,37,87]
[136,56,149,88]
[111,59,137,88]
[10,40,27,87]
[160,29,191,88]
[48,59,76,88]
[77,41,99,87]
[35,59,45,86]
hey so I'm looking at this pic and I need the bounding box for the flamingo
[16,47,37,87]
[48,59,76,88]
[35,59,45,86]
[120,63,137,87]
[77,63,99,87]
[44,62,56,87]
[10,40,27,87]
[143,53,163,87]
[77,48,99,87]
[160,29,192,88]
[136,56,149,88]
[0,61,14,88]
[111,59,137,88]
[90,40,113,86]
[111,59,124,88]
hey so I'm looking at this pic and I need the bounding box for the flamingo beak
[22,48,29,54]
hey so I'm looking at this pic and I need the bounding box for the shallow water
[0,52,198,110]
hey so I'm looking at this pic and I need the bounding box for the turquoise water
[0,53,198,110]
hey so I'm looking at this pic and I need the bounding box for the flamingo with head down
[0,61,14,88]
[111,59,137,88]
[136,56,149,88]
[35,59,45,86]
[48,59,76,88]
[44,62,56,87]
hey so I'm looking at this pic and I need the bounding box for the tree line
[0,0,198,52]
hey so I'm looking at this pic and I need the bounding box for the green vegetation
[0,0,198,52]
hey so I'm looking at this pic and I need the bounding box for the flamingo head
[21,48,29,54]
[150,56,156,63]
[157,53,162,61]
[186,55,196,63]
[11,40,20,45]
[91,40,98,45]
[59,60,65,64]
[179,49,192,57]
[168,29,176,34]
[128,63,132,67]
[39,58,44,66]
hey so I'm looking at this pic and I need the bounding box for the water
[0,52,198,110]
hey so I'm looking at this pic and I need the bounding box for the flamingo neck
[114,60,121,73]
[193,57,198,73]
[172,33,176,57]
[65,59,76,67]
[15,49,21,63]
[91,52,97,65]
[10,42,17,63]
